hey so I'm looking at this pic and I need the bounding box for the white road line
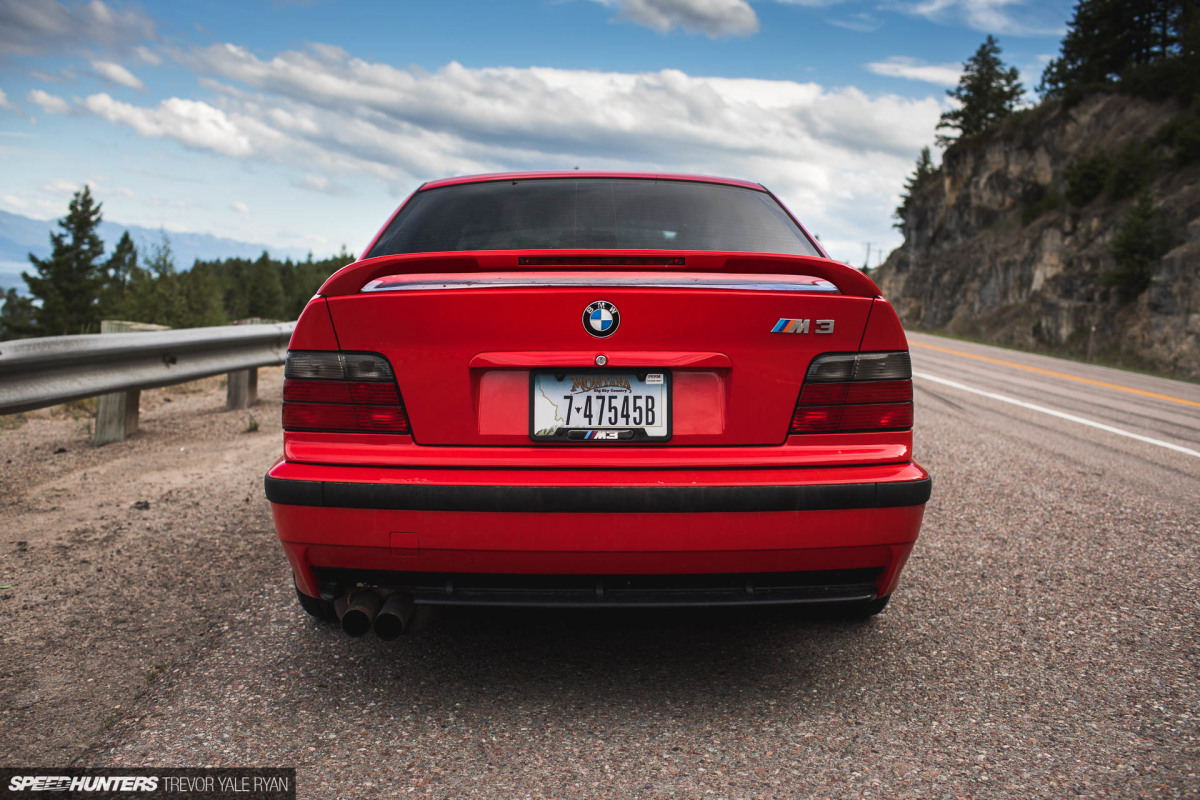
[914,371,1200,460]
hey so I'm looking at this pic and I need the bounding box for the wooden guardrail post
[226,368,258,410]
[94,320,170,446]
[225,318,268,410]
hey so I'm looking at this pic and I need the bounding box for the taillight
[283,351,409,434]
[790,351,912,434]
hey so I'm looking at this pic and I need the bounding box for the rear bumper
[266,460,930,606]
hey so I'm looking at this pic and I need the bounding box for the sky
[0,0,1075,266]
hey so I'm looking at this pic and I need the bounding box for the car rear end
[265,174,930,637]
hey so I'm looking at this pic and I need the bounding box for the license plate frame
[529,370,672,442]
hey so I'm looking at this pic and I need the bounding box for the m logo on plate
[583,301,620,338]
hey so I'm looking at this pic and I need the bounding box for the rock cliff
[872,93,1200,379]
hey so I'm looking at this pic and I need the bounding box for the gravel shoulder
[72,387,1200,798]
[2,358,1197,798]
[0,368,286,765]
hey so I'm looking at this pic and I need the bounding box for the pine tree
[99,230,138,318]
[22,186,107,336]
[0,289,36,340]
[178,266,227,328]
[245,252,286,321]
[936,36,1025,146]
[1040,0,1190,96]
[1104,192,1174,299]
[894,147,937,229]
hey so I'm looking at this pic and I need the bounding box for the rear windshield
[365,178,821,258]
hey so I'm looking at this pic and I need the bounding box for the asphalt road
[73,334,1199,799]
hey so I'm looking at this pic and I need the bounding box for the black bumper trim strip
[264,474,931,513]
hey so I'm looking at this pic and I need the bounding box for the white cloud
[29,68,75,83]
[82,93,253,156]
[827,12,883,32]
[27,89,69,114]
[896,0,1065,36]
[0,0,155,56]
[85,42,940,261]
[43,178,82,194]
[91,60,145,90]
[133,45,162,66]
[293,174,353,197]
[231,201,249,213]
[591,0,758,37]
[777,0,850,7]
[866,57,961,87]
[0,88,14,112]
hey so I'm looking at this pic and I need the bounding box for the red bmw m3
[265,172,930,638]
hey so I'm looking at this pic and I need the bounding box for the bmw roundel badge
[583,300,620,338]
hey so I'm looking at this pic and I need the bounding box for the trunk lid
[322,252,877,447]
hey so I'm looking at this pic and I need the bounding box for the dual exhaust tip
[333,590,414,640]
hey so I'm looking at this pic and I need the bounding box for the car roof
[419,171,767,192]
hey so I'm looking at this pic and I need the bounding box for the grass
[143,662,170,684]
[59,397,97,420]
[0,413,26,431]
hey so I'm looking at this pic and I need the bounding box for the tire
[294,579,337,621]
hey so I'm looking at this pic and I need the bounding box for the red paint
[273,172,929,610]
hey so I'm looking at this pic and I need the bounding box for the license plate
[531,371,671,441]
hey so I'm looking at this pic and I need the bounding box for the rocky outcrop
[873,93,1200,378]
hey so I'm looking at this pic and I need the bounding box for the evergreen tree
[177,266,227,328]
[244,251,286,320]
[105,231,138,288]
[936,36,1025,146]
[99,230,138,318]
[894,147,937,229]
[1104,193,1174,299]
[22,185,107,336]
[1040,0,1190,96]
[0,289,36,340]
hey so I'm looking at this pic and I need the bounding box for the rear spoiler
[318,251,882,298]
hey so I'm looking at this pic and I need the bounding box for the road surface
[6,335,1197,798]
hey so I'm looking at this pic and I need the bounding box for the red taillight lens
[282,351,409,435]
[355,406,409,432]
[283,380,353,404]
[283,402,362,431]
[790,406,843,432]
[797,383,849,406]
[845,380,912,405]
[838,402,913,431]
[348,383,400,405]
[282,403,410,433]
[790,352,913,434]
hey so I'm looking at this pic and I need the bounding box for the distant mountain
[0,209,313,293]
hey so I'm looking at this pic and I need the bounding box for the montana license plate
[530,371,671,441]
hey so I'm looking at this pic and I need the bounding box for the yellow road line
[910,341,1200,408]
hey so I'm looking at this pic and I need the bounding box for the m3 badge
[771,318,835,334]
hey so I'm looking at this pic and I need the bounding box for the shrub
[1105,144,1154,200]
[1103,193,1174,301]
[1155,111,1200,166]
[1022,187,1066,224]
[1064,154,1111,206]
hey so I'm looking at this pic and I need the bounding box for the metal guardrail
[0,322,295,415]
